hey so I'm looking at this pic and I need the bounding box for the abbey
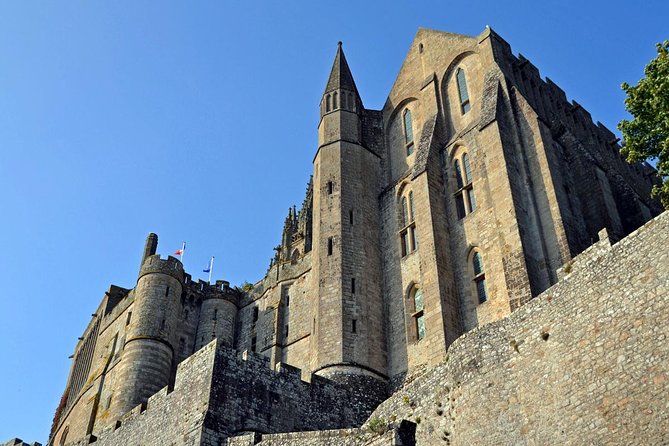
[39,27,664,446]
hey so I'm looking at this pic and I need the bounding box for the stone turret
[311,43,387,405]
[111,234,185,419]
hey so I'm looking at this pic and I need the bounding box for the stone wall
[366,211,669,445]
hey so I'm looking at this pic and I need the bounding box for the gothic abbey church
[33,27,667,446]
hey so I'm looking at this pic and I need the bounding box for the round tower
[194,281,238,350]
[111,234,184,419]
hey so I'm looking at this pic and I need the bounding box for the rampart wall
[365,211,669,445]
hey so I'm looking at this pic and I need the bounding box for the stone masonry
[11,27,664,446]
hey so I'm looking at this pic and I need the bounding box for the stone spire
[320,42,362,119]
[324,42,360,97]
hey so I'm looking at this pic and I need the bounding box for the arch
[333,91,338,109]
[291,249,300,264]
[326,94,331,112]
[467,248,488,304]
[405,284,426,341]
[451,147,476,219]
[398,185,418,257]
[456,68,471,113]
[403,108,415,156]
[341,92,347,109]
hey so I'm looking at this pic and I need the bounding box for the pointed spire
[324,41,359,96]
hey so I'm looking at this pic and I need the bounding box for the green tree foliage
[618,41,669,209]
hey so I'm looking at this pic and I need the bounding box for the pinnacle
[323,41,360,96]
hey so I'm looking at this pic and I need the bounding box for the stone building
[38,27,665,446]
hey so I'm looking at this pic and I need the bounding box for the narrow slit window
[284,325,289,338]
[213,309,218,320]
[403,109,414,156]
[352,319,357,333]
[333,91,338,109]
[456,68,471,114]
[327,181,333,195]
[351,278,356,294]
[473,251,487,304]
[454,152,476,219]
[126,312,132,326]
[251,336,257,352]
[165,286,170,297]
[327,237,333,256]
[349,209,354,225]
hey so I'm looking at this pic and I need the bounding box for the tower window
[352,319,357,333]
[351,278,356,294]
[403,109,415,156]
[126,312,132,326]
[165,286,170,297]
[349,209,354,225]
[400,190,418,256]
[284,325,289,338]
[453,151,476,219]
[326,94,331,112]
[456,68,471,114]
[213,309,218,320]
[251,336,257,352]
[333,91,338,109]
[341,92,347,109]
[252,307,259,323]
[327,181,333,195]
[327,237,333,256]
[472,251,488,304]
[408,286,426,341]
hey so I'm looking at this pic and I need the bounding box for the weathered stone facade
[23,27,665,446]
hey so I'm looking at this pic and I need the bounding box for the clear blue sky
[0,1,666,443]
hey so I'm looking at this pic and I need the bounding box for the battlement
[138,254,184,281]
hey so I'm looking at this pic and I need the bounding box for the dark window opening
[252,307,259,323]
[456,68,471,114]
[161,319,166,330]
[213,309,218,320]
[454,153,476,219]
[284,325,289,338]
[327,237,333,256]
[473,251,488,304]
[327,181,333,195]
[251,337,257,352]
[165,286,170,297]
[351,278,356,294]
[126,312,132,326]
[352,319,357,333]
[349,209,354,224]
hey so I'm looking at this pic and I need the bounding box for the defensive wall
[364,211,669,445]
[221,211,668,445]
[66,337,380,445]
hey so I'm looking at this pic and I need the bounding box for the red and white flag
[174,242,186,260]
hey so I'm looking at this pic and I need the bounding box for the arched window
[326,94,331,112]
[409,286,426,341]
[341,92,347,109]
[472,251,487,304]
[399,189,418,257]
[456,68,471,114]
[403,109,414,156]
[453,151,476,219]
[333,91,338,109]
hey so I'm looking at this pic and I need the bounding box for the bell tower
[310,42,387,401]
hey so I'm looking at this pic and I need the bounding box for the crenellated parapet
[138,254,184,282]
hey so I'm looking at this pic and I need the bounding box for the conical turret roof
[323,42,360,96]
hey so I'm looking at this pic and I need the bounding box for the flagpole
[180,241,186,263]
[208,256,214,284]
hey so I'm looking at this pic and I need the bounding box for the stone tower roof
[323,42,360,97]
